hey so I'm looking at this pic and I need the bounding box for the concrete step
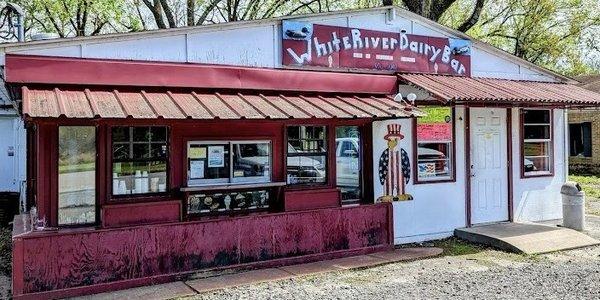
[455,222,600,254]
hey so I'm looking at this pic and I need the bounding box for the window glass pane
[287,155,326,184]
[133,144,150,159]
[524,125,550,140]
[233,142,270,179]
[416,107,454,181]
[524,141,550,157]
[58,126,96,225]
[112,126,169,195]
[150,127,167,142]
[113,161,167,194]
[287,125,328,185]
[112,144,129,160]
[111,127,129,142]
[133,127,151,142]
[523,109,550,124]
[187,143,230,184]
[336,126,361,202]
[524,157,550,173]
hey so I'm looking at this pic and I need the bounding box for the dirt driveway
[190,216,600,300]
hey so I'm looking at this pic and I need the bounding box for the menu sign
[282,21,471,76]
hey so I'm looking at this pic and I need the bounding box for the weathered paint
[12,203,392,298]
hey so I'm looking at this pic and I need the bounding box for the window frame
[186,140,273,187]
[520,108,554,178]
[109,125,171,200]
[285,125,329,187]
[412,106,457,184]
[569,122,592,158]
[56,125,98,227]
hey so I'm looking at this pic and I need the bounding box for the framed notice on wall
[208,146,225,167]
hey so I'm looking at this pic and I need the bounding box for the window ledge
[181,181,286,192]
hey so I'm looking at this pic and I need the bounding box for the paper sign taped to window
[189,147,207,159]
[208,146,225,167]
[190,160,205,178]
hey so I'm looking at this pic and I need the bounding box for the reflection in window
[287,126,327,185]
[416,107,454,181]
[336,126,361,203]
[112,127,168,195]
[187,141,271,186]
[58,126,96,225]
[522,109,552,176]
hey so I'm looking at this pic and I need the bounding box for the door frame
[464,106,514,227]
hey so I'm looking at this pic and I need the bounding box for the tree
[15,0,141,38]
[465,0,600,75]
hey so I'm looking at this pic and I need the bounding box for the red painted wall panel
[102,200,181,228]
[284,188,341,211]
[14,204,392,297]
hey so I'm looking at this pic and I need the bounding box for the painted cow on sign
[377,124,412,202]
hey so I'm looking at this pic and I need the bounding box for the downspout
[564,109,569,181]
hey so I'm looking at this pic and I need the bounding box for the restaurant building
[5,6,600,299]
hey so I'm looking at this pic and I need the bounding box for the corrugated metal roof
[22,87,422,119]
[400,74,600,106]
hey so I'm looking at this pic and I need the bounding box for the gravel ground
[188,216,600,300]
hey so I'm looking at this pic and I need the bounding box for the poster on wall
[208,146,225,167]
[377,123,413,202]
[282,20,471,76]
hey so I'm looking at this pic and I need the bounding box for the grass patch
[431,237,486,256]
[569,175,600,216]
[0,227,11,276]
[569,175,600,199]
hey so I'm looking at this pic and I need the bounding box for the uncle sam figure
[377,124,412,202]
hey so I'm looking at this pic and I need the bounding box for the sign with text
[282,21,471,76]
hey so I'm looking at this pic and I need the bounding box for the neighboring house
[3,6,600,299]
[569,75,600,174]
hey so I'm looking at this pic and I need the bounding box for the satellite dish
[406,93,417,105]
[393,93,403,102]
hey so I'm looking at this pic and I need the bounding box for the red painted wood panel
[6,55,398,95]
[14,204,392,296]
[284,188,341,211]
[102,200,181,228]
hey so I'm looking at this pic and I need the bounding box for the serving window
[521,109,553,177]
[286,125,327,185]
[414,106,455,183]
[187,141,271,186]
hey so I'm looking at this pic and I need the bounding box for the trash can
[561,181,585,231]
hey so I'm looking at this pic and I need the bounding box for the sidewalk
[69,247,442,300]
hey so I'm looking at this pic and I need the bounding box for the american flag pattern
[378,148,411,197]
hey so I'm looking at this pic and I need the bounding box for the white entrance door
[470,108,509,224]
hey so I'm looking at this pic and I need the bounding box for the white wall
[373,106,467,244]
[1,9,558,82]
[512,108,566,221]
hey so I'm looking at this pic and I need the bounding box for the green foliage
[441,0,600,76]
[432,237,485,256]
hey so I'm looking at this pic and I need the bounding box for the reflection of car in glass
[286,143,326,183]
[232,144,269,177]
[336,137,360,187]
[524,158,536,172]
[417,146,448,176]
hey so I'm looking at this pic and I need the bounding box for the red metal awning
[22,87,422,119]
[399,74,600,106]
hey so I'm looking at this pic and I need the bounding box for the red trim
[464,107,472,227]
[412,106,457,185]
[519,108,555,179]
[507,108,514,222]
[5,54,398,95]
